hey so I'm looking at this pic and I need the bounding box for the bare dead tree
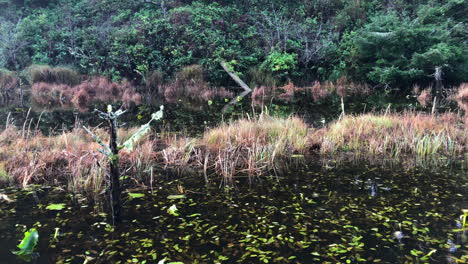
[254,9,335,65]
[142,0,167,16]
[255,9,295,52]
[0,18,29,70]
[293,22,336,65]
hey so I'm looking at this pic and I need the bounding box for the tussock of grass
[203,115,308,153]
[162,115,310,184]
[455,83,468,119]
[27,65,81,86]
[318,113,467,158]
[0,127,155,198]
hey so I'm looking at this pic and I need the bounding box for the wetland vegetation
[1,0,467,263]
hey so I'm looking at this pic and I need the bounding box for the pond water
[0,161,467,264]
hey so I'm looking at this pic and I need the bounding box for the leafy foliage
[0,0,465,90]
[12,228,39,261]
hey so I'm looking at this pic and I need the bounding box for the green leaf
[45,203,66,210]
[128,193,145,198]
[167,195,186,200]
[12,228,39,259]
[167,204,180,216]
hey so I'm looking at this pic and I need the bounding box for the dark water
[1,162,467,264]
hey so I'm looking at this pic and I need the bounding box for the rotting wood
[220,61,252,113]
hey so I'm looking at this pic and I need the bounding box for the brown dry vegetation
[0,111,466,194]
[27,65,81,86]
[163,115,310,185]
[317,112,467,158]
[251,77,370,105]
[455,83,468,119]
[417,88,432,108]
[31,76,142,111]
[161,65,233,104]
[0,126,156,198]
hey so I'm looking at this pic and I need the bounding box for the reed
[161,114,310,184]
[0,125,158,197]
[1,110,466,193]
[30,76,142,111]
[161,65,233,104]
[318,112,467,159]
[455,83,468,119]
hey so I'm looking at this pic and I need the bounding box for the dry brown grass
[161,115,310,184]
[251,77,370,106]
[317,112,467,158]
[417,88,432,108]
[0,70,20,106]
[0,126,156,197]
[161,65,233,104]
[1,111,466,193]
[455,83,468,118]
[30,76,142,111]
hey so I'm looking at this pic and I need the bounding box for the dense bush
[0,0,465,92]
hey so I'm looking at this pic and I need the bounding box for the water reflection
[0,161,467,263]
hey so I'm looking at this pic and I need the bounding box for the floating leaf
[46,203,66,210]
[167,195,186,200]
[128,193,145,199]
[291,155,304,158]
[0,193,14,203]
[167,205,180,216]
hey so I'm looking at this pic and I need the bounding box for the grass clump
[0,162,11,186]
[455,83,468,119]
[318,112,467,159]
[161,65,233,105]
[27,65,81,86]
[0,126,156,199]
[163,115,310,184]
[203,115,308,152]
[0,70,20,106]
[1,111,466,193]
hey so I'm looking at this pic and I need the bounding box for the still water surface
[0,162,467,263]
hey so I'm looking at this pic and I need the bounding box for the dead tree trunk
[108,116,121,223]
[220,61,252,113]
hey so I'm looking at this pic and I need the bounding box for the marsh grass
[30,76,142,111]
[0,70,20,106]
[161,115,310,184]
[161,65,233,104]
[251,77,371,106]
[318,112,467,159]
[0,126,157,198]
[1,111,466,194]
[455,83,468,119]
